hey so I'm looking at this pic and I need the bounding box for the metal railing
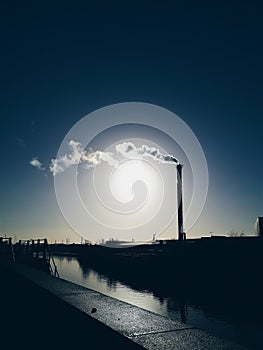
[15,238,60,278]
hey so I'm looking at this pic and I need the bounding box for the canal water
[54,255,263,349]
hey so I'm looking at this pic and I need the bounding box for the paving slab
[131,328,248,350]
[62,292,191,337]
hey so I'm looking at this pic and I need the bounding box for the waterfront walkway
[1,262,248,350]
[1,264,142,350]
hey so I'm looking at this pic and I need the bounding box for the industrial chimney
[177,164,185,241]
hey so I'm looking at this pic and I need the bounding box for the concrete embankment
[1,262,249,350]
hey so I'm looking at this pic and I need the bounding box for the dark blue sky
[1,1,262,242]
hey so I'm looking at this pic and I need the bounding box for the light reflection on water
[54,255,262,349]
[54,255,170,317]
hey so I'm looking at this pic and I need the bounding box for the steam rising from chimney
[116,142,178,164]
[49,140,118,175]
[31,140,179,176]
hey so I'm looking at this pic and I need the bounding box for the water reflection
[54,255,263,350]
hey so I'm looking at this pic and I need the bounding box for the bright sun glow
[110,159,158,203]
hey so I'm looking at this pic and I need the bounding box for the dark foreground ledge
[1,262,249,350]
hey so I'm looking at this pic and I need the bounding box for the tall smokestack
[177,164,185,241]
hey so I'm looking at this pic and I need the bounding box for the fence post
[26,240,30,255]
[37,239,40,258]
[31,240,35,257]
[43,239,47,260]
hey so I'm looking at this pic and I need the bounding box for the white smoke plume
[49,140,118,175]
[32,140,178,176]
[116,141,178,164]
[30,158,45,171]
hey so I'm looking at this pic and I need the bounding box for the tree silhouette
[227,229,245,237]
